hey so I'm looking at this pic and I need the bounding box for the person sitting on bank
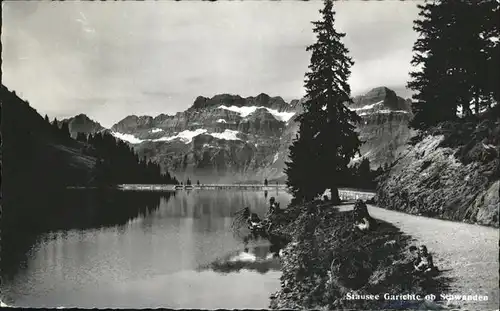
[247,212,262,229]
[413,245,436,274]
[269,197,280,214]
[352,200,374,231]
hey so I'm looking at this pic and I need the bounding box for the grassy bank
[267,201,451,310]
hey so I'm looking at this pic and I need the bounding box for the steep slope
[1,85,96,197]
[109,93,295,183]
[349,87,415,168]
[375,110,500,227]
[90,87,413,183]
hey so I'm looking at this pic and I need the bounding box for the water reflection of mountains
[198,244,282,274]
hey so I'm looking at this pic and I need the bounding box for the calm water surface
[0,189,292,309]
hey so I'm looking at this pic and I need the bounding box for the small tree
[60,121,71,139]
[51,118,60,137]
[76,132,87,142]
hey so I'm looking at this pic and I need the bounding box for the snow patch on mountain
[155,129,208,143]
[216,119,227,123]
[218,105,295,122]
[150,128,163,133]
[210,129,241,141]
[112,129,208,144]
[113,128,242,145]
[349,101,384,111]
[112,132,144,144]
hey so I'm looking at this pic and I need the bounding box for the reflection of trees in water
[0,189,173,281]
[162,190,291,219]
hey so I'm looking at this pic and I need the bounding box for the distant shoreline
[66,185,375,198]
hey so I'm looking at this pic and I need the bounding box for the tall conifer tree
[285,0,361,204]
[409,0,499,130]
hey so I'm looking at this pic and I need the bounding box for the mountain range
[61,86,415,183]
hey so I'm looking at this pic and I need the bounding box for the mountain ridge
[62,87,414,183]
[59,113,106,138]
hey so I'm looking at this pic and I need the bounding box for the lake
[0,189,292,309]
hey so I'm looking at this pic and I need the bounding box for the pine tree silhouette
[60,121,71,140]
[76,132,86,142]
[85,131,177,186]
[479,0,500,105]
[357,158,371,189]
[51,118,60,137]
[285,0,361,204]
[408,0,499,130]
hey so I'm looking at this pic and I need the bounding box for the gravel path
[339,204,499,310]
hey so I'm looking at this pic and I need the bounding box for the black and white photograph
[1,0,499,309]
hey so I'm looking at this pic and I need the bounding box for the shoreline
[266,200,447,310]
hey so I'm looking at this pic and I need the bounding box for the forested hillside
[1,84,177,198]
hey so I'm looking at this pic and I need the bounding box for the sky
[2,1,420,128]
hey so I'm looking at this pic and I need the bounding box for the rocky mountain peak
[69,86,416,182]
[244,107,277,121]
[72,113,92,121]
[189,93,289,111]
[60,113,105,136]
[111,115,154,133]
[190,94,247,110]
[255,93,271,102]
[350,86,412,113]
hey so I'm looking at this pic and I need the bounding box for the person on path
[413,245,436,275]
[352,200,374,231]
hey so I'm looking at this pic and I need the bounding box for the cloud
[2,1,419,127]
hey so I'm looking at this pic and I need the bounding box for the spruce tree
[409,0,499,130]
[51,118,60,137]
[408,1,454,129]
[60,121,71,139]
[479,0,500,105]
[285,0,361,204]
[357,158,371,189]
[286,128,324,202]
[76,132,86,142]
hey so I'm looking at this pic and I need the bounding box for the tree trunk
[463,102,472,117]
[330,186,341,205]
[474,90,480,115]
